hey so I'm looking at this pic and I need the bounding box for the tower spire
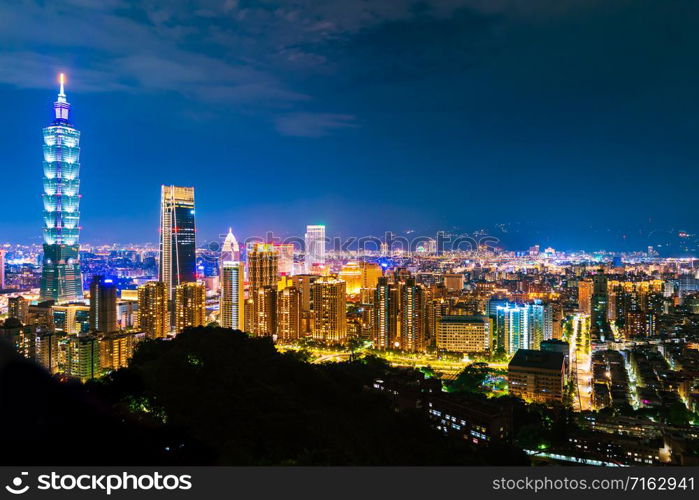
[58,73,67,103]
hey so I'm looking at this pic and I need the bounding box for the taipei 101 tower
[39,74,84,302]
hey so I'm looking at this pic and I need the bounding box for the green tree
[445,362,491,394]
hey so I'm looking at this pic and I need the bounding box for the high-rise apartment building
[175,282,206,333]
[67,333,101,382]
[99,331,137,372]
[276,286,301,342]
[373,277,399,349]
[220,260,244,330]
[246,286,277,336]
[437,315,492,353]
[89,275,118,333]
[495,303,552,354]
[360,262,383,290]
[311,277,346,344]
[304,225,326,273]
[137,281,169,338]
[400,278,425,351]
[591,272,611,341]
[247,243,279,336]
[159,185,196,300]
[577,279,593,315]
[40,74,84,303]
[8,296,29,324]
[247,243,279,290]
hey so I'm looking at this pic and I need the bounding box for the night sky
[1,1,698,251]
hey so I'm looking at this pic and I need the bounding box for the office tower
[0,249,4,289]
[338,261,363,295]
[443,273,464,292]
[40,74,84,303]
[276,286,301,342]
[508,349,565,404]
[436,315,492,353]
[220,260,244,330]
[89,276,118,333]
[159,185,196,300]
[247,243,279,290]
[246,286,277,336]
[99,331,137,372]
[175,282,206,333]
[372,277,399,349]
[218,227,240,297]
[400,278,425,352]
[591,272,611,341]
[577,279,593,315]
[8,296,29,324]
[360,262,383,290]
[220,227,240,265]
[52,304,90,334]
[276,243,295,276]
[137,281,169,338]
[311,277,346,344]
[304,225,326,272]
[67,333,100,382]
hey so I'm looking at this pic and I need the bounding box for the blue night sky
[1,0,698,251]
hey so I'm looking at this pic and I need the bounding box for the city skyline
[1,1,698,251]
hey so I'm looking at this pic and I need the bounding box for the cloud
[274,112,357,137]
[0,0,608,136]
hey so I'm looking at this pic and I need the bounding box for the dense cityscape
[1,77,699,467]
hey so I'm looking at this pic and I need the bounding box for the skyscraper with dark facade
[89,275,118,333]
[40,74,84,303]
[591,272,611,341]
[159,185,196,301]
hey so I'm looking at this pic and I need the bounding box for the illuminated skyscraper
[304,225,326,272]
[311,277,346,344]
[137,281,169,338]
[577,279,593,315]
[67,333,101,382]
[373,277,398,349]
[246,243,279,336]
[247,243,279,290]
[276,286,301,342]
[40,74,84,303]
[400,278,426,352]
[175,282,206,333]
[159,185,196,300]
[89,275,118,333]
[220,261,244,330]
[338,261,362,295]
[219,228,240,273]
[247,286,277,336]
[8,296,29,324]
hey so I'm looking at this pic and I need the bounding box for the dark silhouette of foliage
[92,326,494,465]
